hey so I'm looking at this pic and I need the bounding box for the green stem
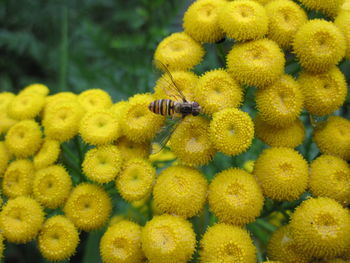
[255,219,277,232]
[215,43,226,67]
[59,3,69,91]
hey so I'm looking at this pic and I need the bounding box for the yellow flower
[44,91,77,112]
[313,116,350,160]
[64,183,112,231]
[227,38,285,88]
[194,69,243,115]
[335,11,350,59]
[290,197,350,258]
[154,32,205,71]
[253,147,308,201]
[0,141,10,176]
[149,146,176,164]
[141,214,196,263]
[5,119,42,158]
[243,160,255,173]
[170,115,215,166]
[323,259,350,263]
[80,109,121,145]
[200,223,256,263]
[78,89,112,112]
[115,136,149,161]
[267,225,311,263]
[110,100,129,123]
[298,0,344,17]
[116,158,155,202]
[153,165,208,218]
[298,66,347,116]
[209,108,254,156]
[7,92,45,120]
[0,111,17,135]
[108,215,125,226]
[100,220,143,263]
[38,215,79,261]
[0,196,44,243]
[20,83,49,96]
[2,159,34,199]
[183,0,225,43]
[252,0,272,4]
[309,155,350,206]
[82,145,122,183]
[0,92,15,111]
[208,168,263,226]
[293,19,346,73]
[256,74,303,127]
[33,165,72,209]
[33,138,60,169]
[218,0,268,41]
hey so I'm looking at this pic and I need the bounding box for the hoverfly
[149,60,201,154]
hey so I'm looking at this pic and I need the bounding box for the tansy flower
[153,165,208,218]
[33,138,60,169]
[323,260,350,263]
[183,0,226,43]
[227,38,285,88]
[141,214,196,263]
[0,196,44,243]
[108,215,125,226]
[253,0,272,4]
[82,145,122,183]
[116,158,155,202]
[309,155,350,206]
[208,168,263,226]
[64,183,112,231]
[194,69,243,115]
[335,11,350,59]
[170,115,215,166]
[200,223,256,263]
[293,19,346,73]
[218,0,268,41]
[80,109,121,145]
[290,197,350,258]
[254,116,305,148]
[209,108,254,156]
[2,159,34,199]
[313,116,350,160]
[5,119,42,158]
[0,92,15,111]
[44,92,77,112]
[243,160,255,173]
[0,141,10,176]
[267,225,311,263]
[265,0,307,49]
[38,215,79,261]
[20,83,49,96]
[253,147,308,201]
[100,220,143,263]
[33,165,72,209]
[115,136,149,161]
[298,0,344,17]
[7,92,45,120]
[78,89,113,112]
[0,111,17,135]
[256,74,303,127]
[298,66,347,116]
[110,100,129,123]
[154,32,205,71]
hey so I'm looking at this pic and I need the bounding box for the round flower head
[141,214,196,263]
[313,116,350,160]
[293,19,346,73]
[38,215,79,261]
[209,108,254,156]
[309,155,350,206]
[267,225,311,263]
[116,158,155,202]
[5,119,42,158]
[115,136,149,161]
[78,89,112,112]
[194,69,243,115]
[64,183,112,231]
[0,141,10,176]
[33,165,72,209]
[43,101,84,142]
[44,92,77,115]
[170,115,215,166]
[3,159,34,199]
[153,165,208,218]
[254,147,308,201]
[20,83,49,96]
[290,197,350,258]
[183,0,225,43]
[7,92,45,120]
[298,0,344,17]
[227,38,285,88]
[80,109,121,145]
[208,168,263,226]
[0,92,15,111]
[82,145,122,183]
[0,111,17,135]
[254,116,305,148]
[218,0,268,41]
[200,223,256,263]
[33,138,60,169]
[335,11,350,59]
[122,93,164,143]
[253,0,272,4]
[100,220,143,263]
[154,32,205,71]
[256,74,303,127]
[0,196,44,243]
[110,100,129,123]
[298,66,347,116]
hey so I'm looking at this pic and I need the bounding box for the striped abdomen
[148,99,176,116]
